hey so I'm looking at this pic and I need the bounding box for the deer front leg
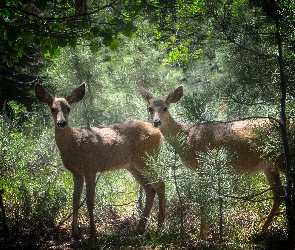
[72,174,84,238]
[199,206,210,236]
[128,167,156,234]
[85,174,97,238]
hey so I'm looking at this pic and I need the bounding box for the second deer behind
[137,84,285,235]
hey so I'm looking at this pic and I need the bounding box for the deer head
[35,83,86,129]
[137,85,184,128]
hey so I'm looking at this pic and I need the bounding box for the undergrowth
[0,99,287,250]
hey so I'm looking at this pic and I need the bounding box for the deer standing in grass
[35,83,165,238]
[137,85,285,234]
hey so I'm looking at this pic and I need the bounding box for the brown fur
[35,83,165,238]
[138,85,285,234]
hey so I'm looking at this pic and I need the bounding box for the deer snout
[152,120,161,128]
[57,121,67,127]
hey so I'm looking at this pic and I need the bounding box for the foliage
[150,0,295,117]
[0,101,71,231]
[0,44,48,114]
[0,0,144,66]
[44,22,184,126]
[2,0,295,248]
[1,0,209,67]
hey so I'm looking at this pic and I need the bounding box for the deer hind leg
[72,174,84,238]
[128,167,157,234]
[199,207,210,236]
[85,174,97,238]
[262,166,285,231]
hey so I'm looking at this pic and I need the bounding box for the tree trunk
[273,0,295,246]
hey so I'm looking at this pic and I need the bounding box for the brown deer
[35,83,165,238]
[137,84,285,234]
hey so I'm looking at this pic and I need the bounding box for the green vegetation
[1,0,294,249]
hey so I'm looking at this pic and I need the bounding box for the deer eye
[148,107,153,113]
[163,107,168,112]
[50,108,56,113]
[67,107,70,112]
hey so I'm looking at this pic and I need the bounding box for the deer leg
[85,174,97,238]
[72,174,84,238]
[199,206,210,236]
[153,180,166,228]
[128,167,156,234]
[262,167,285,231]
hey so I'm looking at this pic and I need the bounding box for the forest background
[1,0,295,249]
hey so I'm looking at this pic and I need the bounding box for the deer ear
[35,83,53,106]
[165,86,183,106]
[66,83,86,105]
[136,84,155,104]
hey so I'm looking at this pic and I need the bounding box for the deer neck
[160,113,197,171]
[54,126,74,151]
[160,112,191,138]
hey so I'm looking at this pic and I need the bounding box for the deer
[35,83,165,239]
[137,84,285,235]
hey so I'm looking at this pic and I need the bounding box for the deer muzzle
[57,121,67,127]
[152,120,161,128]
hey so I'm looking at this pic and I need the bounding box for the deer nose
[152,120,161,128]
[57,121,67,127]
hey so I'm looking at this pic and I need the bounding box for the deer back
[182,119,283,174]
[54,120,163,175]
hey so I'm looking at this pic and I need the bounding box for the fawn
[35,83,165,238]
[138,84,285,235]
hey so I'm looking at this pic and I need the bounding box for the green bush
[0,101,72,232]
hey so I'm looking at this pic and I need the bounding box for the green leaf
[121,27,133,37]
[110,39,119,50]
[146,5,157,14]
[50,23,60,31]
[90,25,101,36]
[100,30,113,46]
[121,28,132,37]
[121,22,137,37]
[90,42,99,52]
[44,50,51,57]
[102,38,111,47]
[7,60,14,68]
[130,4,141,15]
